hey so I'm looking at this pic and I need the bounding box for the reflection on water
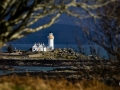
[0,66,58,75]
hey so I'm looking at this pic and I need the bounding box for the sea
[1,43,109,59]
[0,43,109,75]
[0,23,111,75]
[0,66,58,75]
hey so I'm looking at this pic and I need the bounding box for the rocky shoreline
[0,59,111,66]
[4,66,120,86]
[0,59,119,86]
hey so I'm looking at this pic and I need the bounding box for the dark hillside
[9,24,85,44]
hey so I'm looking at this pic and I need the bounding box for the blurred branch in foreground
[0,0,118,47]
[76,1,120,60]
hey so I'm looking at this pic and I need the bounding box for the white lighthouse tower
[47,31,54,50]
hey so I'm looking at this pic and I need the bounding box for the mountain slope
[9,24,85,45]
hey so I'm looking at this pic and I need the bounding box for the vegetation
[0,0,119,90]
[31,48,89,60]
[0,0,117,47]
[0,76,119,90]
[76,1,120,60]
[7,44,13,53]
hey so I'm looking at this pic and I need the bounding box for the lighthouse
[32,32,54,52]
[48,31,54,50]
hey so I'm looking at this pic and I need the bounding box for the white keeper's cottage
[32,31,54,52]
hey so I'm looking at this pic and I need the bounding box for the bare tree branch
[0,0,118,47]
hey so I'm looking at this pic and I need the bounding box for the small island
[0,31,92,60]
[0,32,119,87]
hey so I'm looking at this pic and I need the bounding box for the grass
[0,75,119,90]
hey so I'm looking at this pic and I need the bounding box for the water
[0,66,58,75]
[1,44,109,59]
[13,66,57,71]
[0,44,110,75]
[1,44,78,51]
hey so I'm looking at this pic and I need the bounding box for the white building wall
[48,39,54,50]
[32,44,38,52]
[32,32,54,52]
[43,47,46,51]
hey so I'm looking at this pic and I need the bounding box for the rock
[17,61,25,65]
